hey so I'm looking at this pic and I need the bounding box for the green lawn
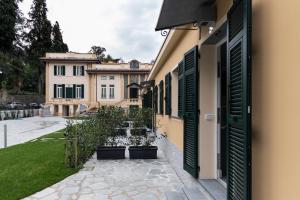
[0,129,80,200]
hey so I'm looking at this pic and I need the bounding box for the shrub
[65,106,126,168]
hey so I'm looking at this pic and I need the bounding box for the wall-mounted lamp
[209,26,214,34]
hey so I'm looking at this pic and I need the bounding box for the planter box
[97,146,126,160]
[131,128,147,136]
[128,146,158,159]
[116,128,127,136]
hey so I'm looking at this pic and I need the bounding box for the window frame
[109,84,115,99]
[101,84,107,99]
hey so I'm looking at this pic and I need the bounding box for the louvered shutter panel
[62,84,65,98]
[73,84,76,98]
[154,86,158,114]
[54,84,57,98]
[165,73,172,115]
[178,61,184,118]
[54,66,57,76]
[62,66,66,76]
[227,0,252,200]
[81,84,84,99]
[183,46,199,178]
[81,66,85,76]
[73,66,76,76]
[159,80,164,114]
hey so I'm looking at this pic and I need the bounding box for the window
[73,66,84,76]
[109,85,115,99]
[54,65,65,76]
[57,85,63,98]
[101,76,107,80]
[76,86,82,99]
[101,85,107,99]
[109,76,115,80]
[130,60,139,69]
[171,70,179,117]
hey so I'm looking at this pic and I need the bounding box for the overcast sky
[19,0,165,63]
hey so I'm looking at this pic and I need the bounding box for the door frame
[216,38,228,186]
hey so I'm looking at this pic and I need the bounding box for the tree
[52,21,68,52]
[89,46,106,61]
[0,0,23,53]
[26,0,52,94]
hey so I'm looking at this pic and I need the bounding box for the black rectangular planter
[128,146,158,159]
[97,146,126,160]
[116,128,127,136]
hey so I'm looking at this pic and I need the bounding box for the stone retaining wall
[0,109,40,121]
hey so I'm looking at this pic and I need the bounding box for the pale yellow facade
[150,0,300,199]
[42,53,152,116]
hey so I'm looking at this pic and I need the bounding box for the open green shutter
[62,84,65,98]
[159,80,164,114]
[81,66,85,76]
[178,61,184,118]
[62,66,66,76]
[73,66,76,76]
[54,84,57,98]
[227,0,252,200]
[165,73,172,115]
[81,84,84,99]
[73,84,76,98]
[54,66,57,76]
[183,46,199,178]
[154,86,158,114]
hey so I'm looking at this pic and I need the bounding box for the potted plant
[128,108,157,159]
[96,106,127,159]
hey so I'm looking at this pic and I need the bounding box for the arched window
[130,60,140,69]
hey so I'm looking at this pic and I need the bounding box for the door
[183,46,199,178]
[227,0,251,199]
[217,42,228,182]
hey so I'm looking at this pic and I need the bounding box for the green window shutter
[54,84,57,98]
[81,84,84,99]
[62,66,66,76]
[73,84,76,98]
[178,61,184,118]
[159,80,164,114]
[54,65,57,76]
[62,84,65,98]
[66,87,73,98]
[165,73,172,115]
[227,1,252,200]
[81,66,85,76]
[124,75,128,99]
[183,46,199,178]
[73,66,76,76]
[154,86,158,114]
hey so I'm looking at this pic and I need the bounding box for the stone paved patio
[23,140,210,200]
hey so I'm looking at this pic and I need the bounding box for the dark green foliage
[0,0,20,53]
[65,106,126,168]
[128,108,153,147]
[89,46,121,63]
[52,21,68,52]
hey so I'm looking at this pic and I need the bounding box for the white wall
[48,63,89,102]
[96,74,122,102]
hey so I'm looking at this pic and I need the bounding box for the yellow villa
[144,0,300,200]
[41,52,152,116]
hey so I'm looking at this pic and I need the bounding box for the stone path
[23,141,210,200]
[0,116,67,148]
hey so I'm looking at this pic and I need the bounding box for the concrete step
[165,187,209,200]
[182,187,209,200]
[165,191,187,200]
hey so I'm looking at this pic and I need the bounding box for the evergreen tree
[26,0,52,94]
[0,0,20,53]
[52,21,68,52]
